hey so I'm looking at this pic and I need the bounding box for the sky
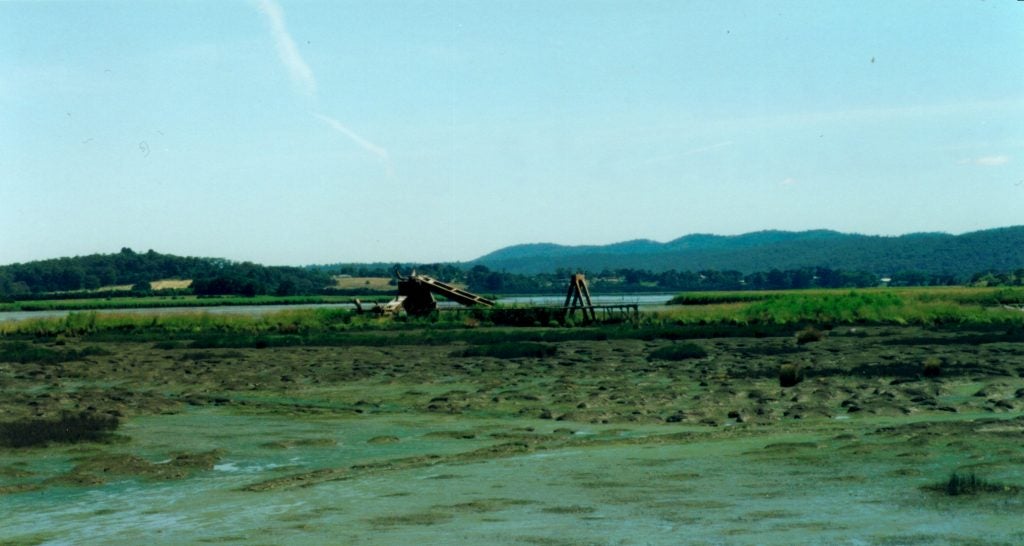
[2,1,1023,266]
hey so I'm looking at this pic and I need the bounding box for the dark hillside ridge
[472,226,1024,277]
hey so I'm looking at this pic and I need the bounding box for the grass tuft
[922,356,942,378]
[926,472,1019,496]
[647,343,708,361]
[453,342,556,359]
[0,411,119,448]
[795,327,825,345]
[779,363,802,387]
[0,341,111,364]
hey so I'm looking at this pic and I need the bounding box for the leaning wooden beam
[563,273,597,322]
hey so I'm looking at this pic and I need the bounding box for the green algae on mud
[2,323,1024,543]
[3,409,1024,544]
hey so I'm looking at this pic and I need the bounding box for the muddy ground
[2,325,1023,544]
[4,325,1023,425]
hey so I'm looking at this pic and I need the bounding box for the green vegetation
[779,364,802,387]
[0,294,383,312]
[927,472,1019,496]
[922,357,942,378]
[453,342,557,359]
[2,287,1023,346]
[795,326,826,345]
[0,247,333,298]
[669,292,775,305]
[647,342,708,361]
[663,288,1024,327]
[460,306,600,327]
[670,286,1024,308]
[7,234,1024,304]
[473,226,1024,278]
[0,341,111,364]
[0,411,119,448]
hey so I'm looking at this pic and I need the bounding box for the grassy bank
[668,286,1024,306]
[664,287,1024,326]
[1,288,1022,348]
[0,294,390,312]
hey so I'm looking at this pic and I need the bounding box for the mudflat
[2,325,1023,544]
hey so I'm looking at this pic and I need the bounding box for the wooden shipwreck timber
[354,269,639,324]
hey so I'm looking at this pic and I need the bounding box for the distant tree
[275,279,296,296]
[790,269,814,289]
[766,269,788,290]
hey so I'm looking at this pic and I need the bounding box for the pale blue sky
[2,1,1022,265]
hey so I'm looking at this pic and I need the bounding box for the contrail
[256,1,391,173]
[257,0,316,96]
[315,113,391,164]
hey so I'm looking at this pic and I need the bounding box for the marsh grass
[366,511,453,527]
[795,326,825,345]
[0,294,374,313]
[0,341,111,364]
[152,340,186,350]
[179,350,246,361]
[0,412,119,448]
[453,342,557,359]
[662,289,1024,327]
[3,287,1022,342]
[926,472,1019,496]
[466,307,569,327]
[668,292,776,305]
[779,364,802,387]
[647,343,708,361]
[669,286,1024,308]
[922,357,942,378]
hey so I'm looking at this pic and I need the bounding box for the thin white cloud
[651,97,1024,136]
[957,155,1011,166]
[315,113,392,173]
[939,139,1024,152]
[975,155,1010,166]
[771,98,1024,128]
[780,177,798,186]
[257,0,316,97]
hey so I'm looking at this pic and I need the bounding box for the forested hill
[472,226,1024,277]
[0,248,331,297]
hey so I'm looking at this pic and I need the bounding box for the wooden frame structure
[361,270,638,324]
[563,273,596,322]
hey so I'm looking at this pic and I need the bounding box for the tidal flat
[2,325,1023,544]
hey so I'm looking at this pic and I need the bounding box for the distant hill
[472,226,1024,277]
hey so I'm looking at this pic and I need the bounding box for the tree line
[0,248,331,299]
[313,264,975,294]
[3,250,1022,300]
[461,266,921,294]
